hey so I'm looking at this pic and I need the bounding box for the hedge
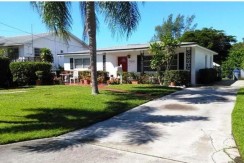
[164,70,190,86]
[197,68,217,84]
[0,57,12,87]
[10,62,52,86]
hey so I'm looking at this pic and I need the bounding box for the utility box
[233,68,240,80]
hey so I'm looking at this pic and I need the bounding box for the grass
[0,84,179,144]
[232,88,244,161]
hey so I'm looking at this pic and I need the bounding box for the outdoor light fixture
[127,54,131,58]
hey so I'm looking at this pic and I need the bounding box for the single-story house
[60,42,217,85]
[0,32,88,68]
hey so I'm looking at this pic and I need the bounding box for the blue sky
[0,2,244,48]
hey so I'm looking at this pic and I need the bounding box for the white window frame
[74,58,90,69]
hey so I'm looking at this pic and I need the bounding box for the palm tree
[32,2,141,95]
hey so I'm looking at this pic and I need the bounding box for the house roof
[0,32,88,48]
[59,42,218,56]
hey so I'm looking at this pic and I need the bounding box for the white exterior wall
[22,35,87,69]
[18,46,25,57]
[63,45,216,85]
[194,47,215,84]
[64,57,71,70]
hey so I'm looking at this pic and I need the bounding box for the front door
[118,57,128,72]
[178,53,185,70]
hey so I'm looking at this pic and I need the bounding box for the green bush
[40,48,53,63]
[0,57,12,87]
[97,71,109,83]
[138,74,158,84]
[10,62,52,86]
[197,68,217,84]
[121,72,139,84]
[164,70,190,86]
[78,71,91,80]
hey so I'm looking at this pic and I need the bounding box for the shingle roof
[0,32,88,48]
[60,42,198,55]
[0,33,50,46]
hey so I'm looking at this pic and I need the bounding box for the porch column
[186,47,192,84]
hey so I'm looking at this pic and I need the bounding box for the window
[70,58,74,69]
[178,53,184,70]
[143,56,154,71]
[74,58,90,69]
[137,55,154,72]
[34,48,41,57]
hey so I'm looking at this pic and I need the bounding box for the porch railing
[17,57,41,62]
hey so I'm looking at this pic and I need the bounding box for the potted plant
[35,71,43,85]
[129,72,139,84]
[84,76,91,85]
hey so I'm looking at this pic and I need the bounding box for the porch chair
[70,70,79,84]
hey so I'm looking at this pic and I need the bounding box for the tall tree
[32,2,140,95]
[152,14,197,40]
[149,35,179,85]
[40,48,53,63]
[181,27,236,64]
[222,43,244,78]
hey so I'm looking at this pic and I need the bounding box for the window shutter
[137,55,141,72]
[70,58,74,69]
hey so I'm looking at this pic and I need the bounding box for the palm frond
[98,2,140,39]
[31,2,72,41]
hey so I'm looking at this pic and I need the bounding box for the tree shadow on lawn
[12,91,209,153]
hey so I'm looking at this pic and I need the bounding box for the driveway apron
[0,86,241,163]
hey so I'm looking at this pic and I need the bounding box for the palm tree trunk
[86,2,99,95]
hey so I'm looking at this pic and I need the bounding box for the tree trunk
[86,2,99,95]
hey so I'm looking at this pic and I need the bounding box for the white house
[0,32,88,68]
[60,42,217,85]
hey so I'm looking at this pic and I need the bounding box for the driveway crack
[87,142,188,163]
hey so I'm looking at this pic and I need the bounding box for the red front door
[118,57,128,72]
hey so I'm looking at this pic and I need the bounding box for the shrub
[35,71,44,80]
[121,72,139,84]
[197,68,217,84]
[138,73,158,84]
[10,62,52,86]
[78,71,91,80]
[164,70,190,86]
[40,48,53,63]
[0,57,12,87]
[107,77,120,85]
[97,71,109,83]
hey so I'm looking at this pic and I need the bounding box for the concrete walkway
[0,86,241,163]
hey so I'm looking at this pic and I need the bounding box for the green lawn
[232,88,244,160]
[0,84,179,144]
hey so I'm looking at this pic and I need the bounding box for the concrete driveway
[0,86,241,163]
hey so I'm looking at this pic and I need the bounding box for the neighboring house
[60,42,217,85]
[0,32,88,69]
